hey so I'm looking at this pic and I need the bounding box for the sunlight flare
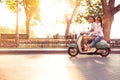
[0,0,120,38]
[0,3,16,29]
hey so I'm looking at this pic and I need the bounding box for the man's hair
[89,16,96,22]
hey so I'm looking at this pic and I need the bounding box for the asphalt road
[0,53,120,80]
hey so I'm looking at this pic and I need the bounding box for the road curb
[0,48,119,54]
[0,49,67,54]
[110,48,120,54]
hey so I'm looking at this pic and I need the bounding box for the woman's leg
[90,36,103,47]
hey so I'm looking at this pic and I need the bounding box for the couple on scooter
[83,16,104,51]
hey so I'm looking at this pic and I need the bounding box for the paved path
[0,53,120,80]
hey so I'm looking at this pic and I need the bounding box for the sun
[32,0,71,38]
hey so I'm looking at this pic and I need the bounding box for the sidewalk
[0,48,119,54]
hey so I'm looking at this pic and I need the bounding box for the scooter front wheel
[100,48,110,57]
[68,47,78,57]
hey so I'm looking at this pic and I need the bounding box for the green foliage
[86,0,103,17]
[23,0,41,25]
[74,0,103,23]
[5,0,41,24]
[6,0,16,12]
[23,0,40,13]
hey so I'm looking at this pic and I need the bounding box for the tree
[22,0,40,38]
[5,0,40,38]
[65,0,80,36]
[101,0,120,42]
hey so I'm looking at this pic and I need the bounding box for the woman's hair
[89,16,96,22]
[97,16,102,27]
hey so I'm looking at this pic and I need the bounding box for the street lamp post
[16,0,19,48]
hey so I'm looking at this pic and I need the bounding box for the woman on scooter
[86,16,104,50]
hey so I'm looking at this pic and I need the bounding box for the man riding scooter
[82,16,104,51]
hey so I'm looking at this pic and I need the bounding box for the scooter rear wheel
[68,47,78,57]
[100,48,110,57]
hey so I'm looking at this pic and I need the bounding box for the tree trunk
[65,0,79,37]
[65,18,72,36]
[103,14,114,42]
[24,1,31,39]
[24,3,30,39]
[26,19,30,39]
[101,0,114,42]
[101,0,120,42]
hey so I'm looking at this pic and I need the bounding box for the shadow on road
[68,55,120,80]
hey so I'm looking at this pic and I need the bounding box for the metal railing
[0,34,120,48]
[110,39,120,48]
[0,34,76,48]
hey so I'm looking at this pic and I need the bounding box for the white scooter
[68,33,111,57]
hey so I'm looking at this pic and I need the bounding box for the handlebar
[80,32,90,36]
